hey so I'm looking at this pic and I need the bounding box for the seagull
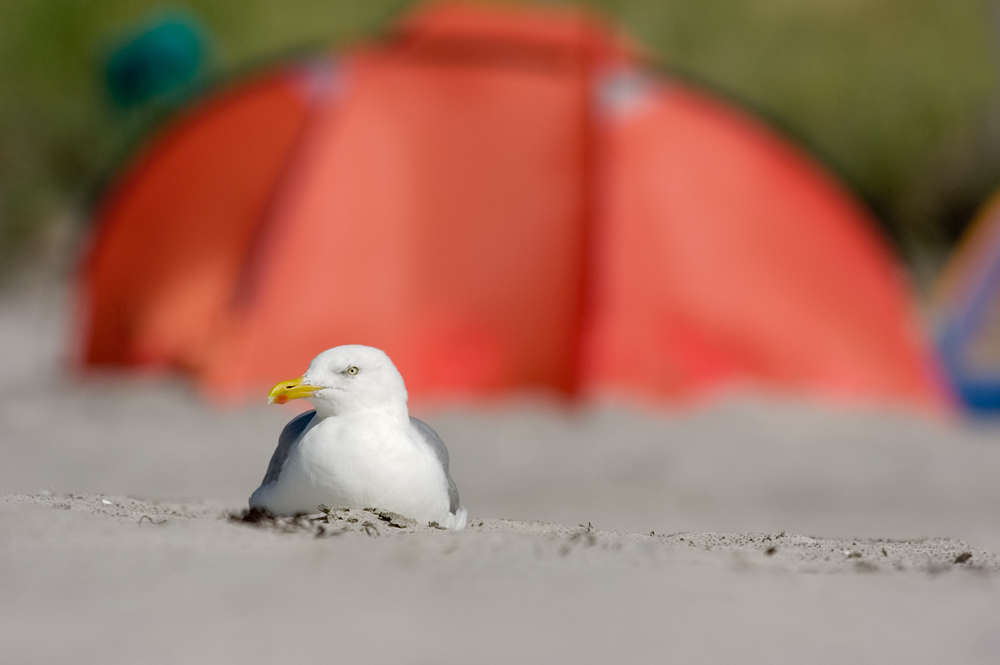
[249,345,467,530]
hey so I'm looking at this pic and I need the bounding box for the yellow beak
[267,377,318,405]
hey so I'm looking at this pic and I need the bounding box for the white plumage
[249,345,467,530]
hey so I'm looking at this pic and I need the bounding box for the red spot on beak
[275,395,289,405]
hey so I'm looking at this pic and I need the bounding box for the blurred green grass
[1,0,998,272]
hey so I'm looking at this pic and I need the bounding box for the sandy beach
[3,269,1000,663]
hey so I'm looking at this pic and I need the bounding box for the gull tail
[441,506,468,530]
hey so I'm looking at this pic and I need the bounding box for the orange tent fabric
[79,3,946,409]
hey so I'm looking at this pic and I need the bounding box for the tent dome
[79,3,946,410]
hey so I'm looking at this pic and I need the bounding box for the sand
[3,268,1000,664]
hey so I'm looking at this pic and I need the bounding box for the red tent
[79,3,946,409]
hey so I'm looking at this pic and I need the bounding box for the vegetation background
[1,0,998,285]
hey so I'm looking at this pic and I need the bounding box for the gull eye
[345,365,359,376]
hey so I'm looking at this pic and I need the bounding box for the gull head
[267,345,408,417]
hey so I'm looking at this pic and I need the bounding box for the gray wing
[410,417,460,514]
[260,410,317,486]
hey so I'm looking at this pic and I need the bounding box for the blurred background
[3,0,1000,277]
[0,0,1000,547]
